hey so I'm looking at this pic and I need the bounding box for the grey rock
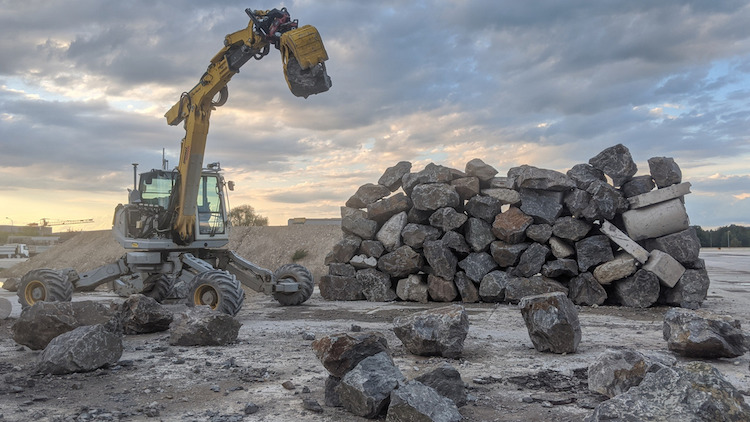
[482,188,521,205]
[376,212,408,252]
[454,271,480,303]
[360,240,386,259]
[612,269,660,308]
[358,269,397,302]
[407,207,433,225]
[586,362,750,422]
[169,306,241,346]
[429,207,468,232]
[464,218,495,252]
[319,274,365,301]
[588,348,674,398]
[621,175,655,198]
[541,259,579,278]
[566,163,607,191]
[465,195,503,223]
[662,268,710,309]
[350,254,378,270]
[552,216,592,242]
[451,177,481,201]
[490,241,529,267]
[576,235,615,272]
[519,292,581,353]
[588,144,638,187]
[368,193,413,224]
[592,253,637,285]
[387,380,462,422]
[458,252,498,283]
[341,206,367,219]
[479,270,510,302]
[396,275,429,303]
[415,163,456,184]
[119,294,173,335]
[512,243,550,277]
[509,165,577,191]
[329,263,356,277]
[505,276,568,304]
[423,240,458,281]
[393,305,469,358]
[568,272,607,306]
[427,274,458,302]
[663,308,746,358]
[312,332,390,378]
[379,161,412,191]
[325,375,342,407]
[342,213,378,240]
[492,207,534,244]
[489,176,516,189]
[465,158,498,183]
[303,398,324,413]
[643,227,701,266]
[336,352,405,418]
[325,236,362,265]
[526,224,552,244]
[414,363,468,407]
[519,188,565,225]
[12,301,116,350]
[37,324,123,375]
[402,223,441,250]
[442,231,471,255]
[549,236,575,259]
[585,179,629,221]
[378,245,424,278]
[564,188,595,220]
[411,183,461,211]
[648,156,682,188]
[346,183,392,209]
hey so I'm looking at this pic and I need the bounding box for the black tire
[17,269,73,308]
[188,270,244,316]
[272,264,314,306]
[141,273,173,303]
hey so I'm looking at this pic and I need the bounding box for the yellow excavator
[17,7,331,315]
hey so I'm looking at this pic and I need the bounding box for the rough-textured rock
[518,188,565,225]
[585,180,629,220]
[567,163,607,191]
[347,183,393,209]
[592,253,637,285]
[586,362,750,422]
[490,241,529,267]
[358,269,397,302]
[169,306,241,346]
[37,324,123,375]
[648,156,682,188]
[118,294,173,335]
[351,254,378,269]
[512,243,550,277]
[396,275,429,303]
[663,308,746,358]
[393,305,469,358]
[377,212,408,252]
[386,380,462,422]
[564,188,595,220]
[464,217,495,252]
[427,275,458,302]
[504,276,568,304]
[360,240,386,259]
[442,231,471,255]
[378,245,423,278]
[12,301,116,350]
[319,274,365,301]
[368,193,413,224]
[414,363,468,407]
[526,224,552,244]
[465,158,498,183]
[548,236,575,259]
[479,270,510,302]
[342,213,378,240]
[401,223,441,250]
[575,235,615,272]
[325,236,362,265]
[643,227,701,266]
[482,188,521,205]
[379,161,412,191]
[312,332,390,378]
[588,144,638,187]
[407,207,433,225]
[509,165,576,191]
[329,262,357,277]
[423,240,458,281]
[451,177,480,201]
[453,271,479,303]
[663,268,710,309]
[465,195,503,223]
[568,272,608,306]
[541,259,579,279]
[519,292,581,353]
[458,252,497,283]
[489,176,516,189]
[552,217,592,242]
[325,375,343,407]
[411,183,460,211]
[621,175,655,198]
[492,207,533,244]
[336,351,405,418]
[611,269,660,308]
[429,207,468,232]
[588,348,675,398]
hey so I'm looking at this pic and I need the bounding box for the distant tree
[693,224,749,247]
[228,204,269,227]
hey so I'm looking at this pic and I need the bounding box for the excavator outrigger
[17,7,331,315]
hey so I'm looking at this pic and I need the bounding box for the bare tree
[228,204,269,226]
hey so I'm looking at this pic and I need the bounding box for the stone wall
[321,144,708,309]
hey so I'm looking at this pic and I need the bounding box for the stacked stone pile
[322,144,708,309]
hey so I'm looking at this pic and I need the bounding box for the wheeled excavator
[17,7,332,316]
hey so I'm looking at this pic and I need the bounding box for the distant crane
[27,218,94,227]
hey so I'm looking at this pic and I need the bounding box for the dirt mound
[0,225,341,282]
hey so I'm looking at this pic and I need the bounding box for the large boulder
[358,269,397,302]
[319,274,364,301]
[312,332,390,378]
[588,348,675,398]
[662,268,710,309]
[118,294,173,335]
[504,276,568,304]
[377,212,408,252]
[336,351,405,418]
[393,305,469,358]
[663,308,746,358]
[396,275,429,303]
[519,292,581,354]
[423,240,458,281]
[411,183,460,211]
[378,245,423,279]
[479,270,510,303]
[611,269,660,308]
[492,207,533,244]
[567,272,607,306]
[169,306,241,346]
[386,380,462,422]
[414,363,468,407]
[588,144,638,187]
[575,235,615,272]
[37,324,123,375]
[648,156,682,188]
[378,161,412,191]
[12,301,116,350]
[346,183,392,209]
[509,165,576,191]
[518,188,565,225]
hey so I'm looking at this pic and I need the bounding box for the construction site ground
[0,226,749,421]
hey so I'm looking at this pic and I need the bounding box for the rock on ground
[386,380,462,422]
[311,332,390,378]
[663,308,747,358]
[336,351,405,418]
[169,306,241,346]
[393,304,469,358]
[37,324,123,375]
[587,348,675,398]
[118,294,173,334]
[519,292,581,354]
[414,363,468,407]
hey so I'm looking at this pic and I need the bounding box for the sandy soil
[0,229,749,421]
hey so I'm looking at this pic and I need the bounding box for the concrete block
[600,221,650,264]
[628,182,691,209]
[642,249,685,288]
[621,198,690,241]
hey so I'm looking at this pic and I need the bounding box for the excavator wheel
[17,269,73,309]
[188,270,244,316]
[142,274,173,303]
[272,263,314,306]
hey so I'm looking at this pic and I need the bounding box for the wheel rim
[24,280,46,305]
[193,284,219,309]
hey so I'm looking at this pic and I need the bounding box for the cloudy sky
[1,0,749,231]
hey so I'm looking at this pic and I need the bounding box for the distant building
[0,225,53,235]
[287,217,341,226]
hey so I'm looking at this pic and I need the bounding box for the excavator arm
[163,7,331,244]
